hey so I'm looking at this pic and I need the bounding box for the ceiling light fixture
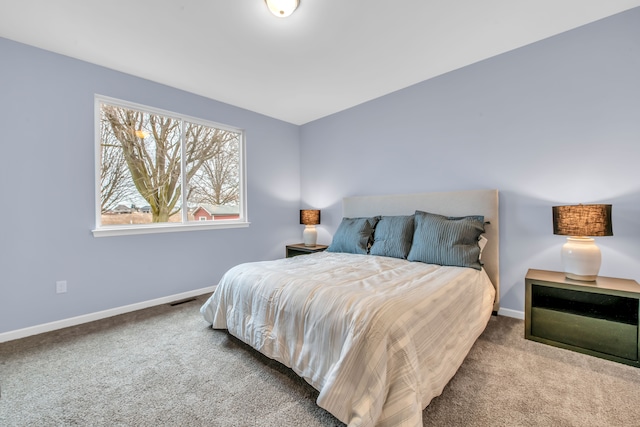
[134,129,149,139]
[265,0,299,18]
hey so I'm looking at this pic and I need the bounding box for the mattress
[201,251,495,427]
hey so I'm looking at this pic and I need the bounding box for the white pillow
[478,235,488,260]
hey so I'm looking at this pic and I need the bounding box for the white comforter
[201,252,495,427]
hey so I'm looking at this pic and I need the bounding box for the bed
[201,189,499,427]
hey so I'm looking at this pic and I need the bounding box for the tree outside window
[96,97,244,233]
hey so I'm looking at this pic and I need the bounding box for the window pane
[185,122,241,222]
[95,96,246,235]
[100,103,183,226]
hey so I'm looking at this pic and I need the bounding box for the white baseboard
[0,286,216,344]
[498,307,525,320]
[1,287,524,343]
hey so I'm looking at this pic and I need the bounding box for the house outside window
[93,95,248,237]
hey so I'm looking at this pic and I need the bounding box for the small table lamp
[300,209,321,247]
[552,204,613,281]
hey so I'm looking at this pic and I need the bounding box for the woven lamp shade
[552,204,613,237]
[300,209,320,225]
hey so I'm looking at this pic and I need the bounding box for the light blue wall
[300,8,640,314]
[0,38,301,334]
[2,8,639,334]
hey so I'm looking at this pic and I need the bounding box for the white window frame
[92,95,249,237]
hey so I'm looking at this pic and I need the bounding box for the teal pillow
[369,215,414,259]
[327,217,379,255]
[407,210,485,270]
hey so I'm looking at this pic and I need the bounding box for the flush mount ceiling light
[265,0,299,18]
[134,129,149,139]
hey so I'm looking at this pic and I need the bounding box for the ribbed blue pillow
[326,217,379,254]
[369,215,414,259]
[407,210,485,270]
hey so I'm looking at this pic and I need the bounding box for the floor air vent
[168,297,197,307]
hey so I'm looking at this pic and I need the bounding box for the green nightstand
[525,269,640,367]
[286,243,328,258]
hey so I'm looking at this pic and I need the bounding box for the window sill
[92,221,250,237]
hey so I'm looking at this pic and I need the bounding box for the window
[93,95,247,237]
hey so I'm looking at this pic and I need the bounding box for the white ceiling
[2,1,639,125]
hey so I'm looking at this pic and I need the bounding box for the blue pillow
[326,217,379,255]
[369,215,414,259]
[407,210,485,270]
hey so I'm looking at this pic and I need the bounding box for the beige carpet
[1,294,639,426]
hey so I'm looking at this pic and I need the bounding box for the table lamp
[300,209,320,247]
[552,204,613,281]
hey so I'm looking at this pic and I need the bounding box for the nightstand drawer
[286,243,328,258]
[531,307,639,361]
[287,248,312,257]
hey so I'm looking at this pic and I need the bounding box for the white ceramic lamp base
[561,237,601,281]
[303,225,317,247]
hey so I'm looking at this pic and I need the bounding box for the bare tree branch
[99,104,241,223]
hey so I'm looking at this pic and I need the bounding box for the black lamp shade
[300,209,320,225]
[552,204,613,237]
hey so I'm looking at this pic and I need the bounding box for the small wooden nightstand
[525,269,640,367]
[286,243,328,258]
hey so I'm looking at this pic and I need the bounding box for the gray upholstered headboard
[342,189,500,312]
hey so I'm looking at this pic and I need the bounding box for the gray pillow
[326,217,379,255]
[369,215,414,259]
[407,210,485,270]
